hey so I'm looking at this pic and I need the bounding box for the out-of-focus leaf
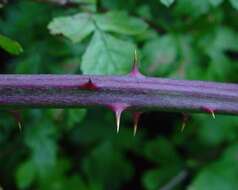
[196,115,238,146]
[189,161,238,190]
[175,0,210,17]
[82,142,133,189]
[160,0,175,7]
[207,52,232,80]
[65,109,87,129]
[24,123,57,177]
[0,34,23,55]
[94,11,148,35]
[143,137,182,164]
[199,27,238,55]
[171,34,201,80]
[209,0,224,7]
[48,13,95,43]
[188,144,238,190]
[143,167,185,190]
[221,143,238,162]
[16,160,35,189]
[229,0,238,10]
[197,27,238,80]
[81,31,135,74]
[142,35,178,76]
[63,175,90,190]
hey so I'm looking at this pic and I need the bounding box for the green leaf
[209,0,224,7]
[175,0,210,17]
[16,160,35,189]
[81,31,135,75]
[201,27,238,54]
[160,0,175,7]
[142,35,178,76]
[0,34,23,55]
[143,167,184,190]
[82,142,133,189]
[188,145,238,190]
[196,115,238,146]
[197,27,238,80]
[229,0,238,10]
[189,161,238,190]
[48,13,95,43]
[143,137,181,164]
[94,11,148,35]
[65,109,87,129]
[222,143,238,162]
[24,123,57,177]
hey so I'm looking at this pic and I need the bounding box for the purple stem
[0,74,238,115]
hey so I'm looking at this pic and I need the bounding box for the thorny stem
[0,74,238,116]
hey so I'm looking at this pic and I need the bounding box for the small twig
[160,170,188,190]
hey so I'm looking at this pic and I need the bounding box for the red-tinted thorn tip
[8,110,22,131]
[80,78,98,90]
[201,106,216,119]
[108,103,129,133]
[132,112,142,136]
[128,49,145,78]
[181,113,189,133]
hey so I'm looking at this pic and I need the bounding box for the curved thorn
[133,123,137,136]
[107,103,128,133]
[129,49,145,78]
[181,122,186,133]
[133,112,142,136]
[181,113,189,133]
[8,110,22,132]
[134,49,138,65]
[211,111,215,119]
[18,122,22,132]
[202,106,216,119]
[116,110,121,133]
[80,78,98,90]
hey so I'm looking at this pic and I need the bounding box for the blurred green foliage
[0,0,238,189]
[0,34,23,55]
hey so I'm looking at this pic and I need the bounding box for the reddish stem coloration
[0,75,237,116]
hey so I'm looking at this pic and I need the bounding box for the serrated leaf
[0,34,23,55]
[209,0,224,7]
[160,0,175,7]
[48,13,95,43]
[16,161,35,189]
[229,0,238,10]
[81,31,135,75]
[94,11,148,35]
